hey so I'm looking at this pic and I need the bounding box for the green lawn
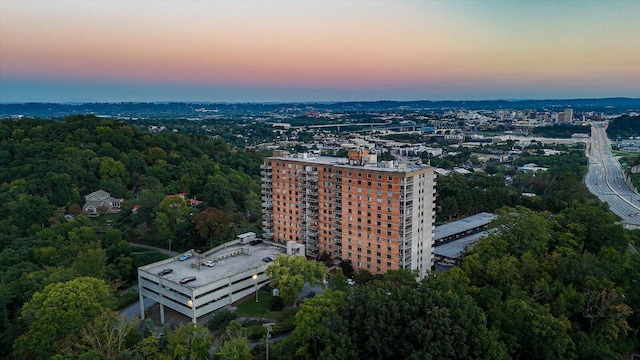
[235,289,274,316]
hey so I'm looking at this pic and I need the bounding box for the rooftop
[433,212,497,241]
[139,242,285,289]
[433,231,489,259]
[267,153,429,173]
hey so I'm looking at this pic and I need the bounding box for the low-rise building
[82,190,123,217]
[137,240,299,324]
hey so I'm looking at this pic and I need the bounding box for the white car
[203,260,215,267]
[346,279,356,286]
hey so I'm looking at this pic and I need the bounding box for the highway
[585,122,640,226]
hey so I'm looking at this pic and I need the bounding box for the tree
[154,196,190,239]
[216,320,252,360]
[265,254,327,305]
[99,157,128,185]
[14,277,113,359]
[488,298,575,359]
[192,207,232,248]
[319,274,508,360]
[288,290,346,359]
[78,309,139,359]
[165,322,211,360]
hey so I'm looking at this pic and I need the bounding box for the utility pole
[263,323,275,360]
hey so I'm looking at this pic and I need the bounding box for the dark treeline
[607,115,640,139]
[531,124,591,138]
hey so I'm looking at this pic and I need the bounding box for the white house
[82,190,123,217]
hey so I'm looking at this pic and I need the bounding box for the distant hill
[606,115,640,139]
[1,98,639,119]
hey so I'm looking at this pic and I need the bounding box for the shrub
[246,325,267,340]
[269,296,284,311]
[207,308,237,332]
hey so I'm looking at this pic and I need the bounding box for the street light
[252,274,258,302]
[263,322,275,360]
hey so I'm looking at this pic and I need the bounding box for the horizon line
[1,96,639,106]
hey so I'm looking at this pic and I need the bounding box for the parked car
[179,276,196,284]
[203,260,215,267]
[346,278,356,286]
[305,291,316,299]
[179,253,193,261]
[158,269,173,276]
[262,257,273,263]
[250,239,263,246]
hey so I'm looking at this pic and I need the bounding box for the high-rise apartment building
[260,150,436,278]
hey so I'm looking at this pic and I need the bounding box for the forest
[606,115,640,139]
[0,114,638,359]
[0,115,265,358]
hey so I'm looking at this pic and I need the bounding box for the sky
[1,0,639,103]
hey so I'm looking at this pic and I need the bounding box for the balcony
[400,179,413,187]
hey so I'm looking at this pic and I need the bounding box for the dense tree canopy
[14,277,113,359]
[0,115,266,358]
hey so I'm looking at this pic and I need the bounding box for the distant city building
[260,149,436,278]
[564,108,574,122]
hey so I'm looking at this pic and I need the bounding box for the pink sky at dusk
[1,0,639,102]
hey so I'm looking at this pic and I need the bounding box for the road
[585,122,640,226]
[129,242,179,257]
[121,298,156,321]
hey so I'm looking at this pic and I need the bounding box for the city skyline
[1,0,639,103]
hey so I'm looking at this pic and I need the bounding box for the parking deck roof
[140,242,285,288]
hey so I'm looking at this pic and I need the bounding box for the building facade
[261,150,436,278]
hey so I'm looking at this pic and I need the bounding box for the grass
[612,151,633,157]
[130,247,169,266]
[234,289,273,316]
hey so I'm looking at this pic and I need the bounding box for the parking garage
[137,240,296,324]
